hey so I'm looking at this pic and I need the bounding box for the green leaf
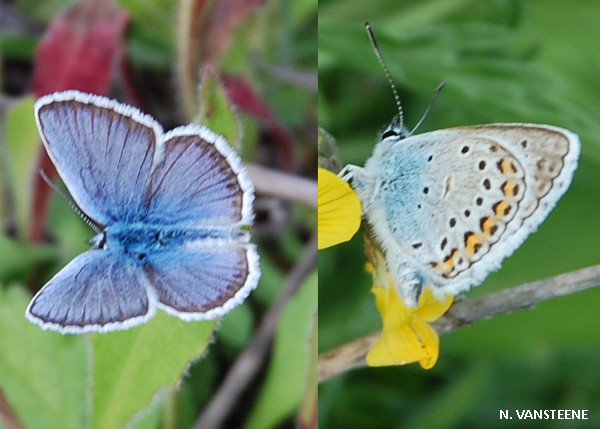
[4,96,39,237]
[127,394,163,429]
[243,271,318,429]
[252,249,284,307]
[116,0,175,67]
[195,66,241,148]
[0,235,54,281]
[0,286,89,429]
[217,303,254,353]
[90,313,216,429]
[12,0,73,23]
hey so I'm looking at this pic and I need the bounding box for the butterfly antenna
[365,22,404,130]
[40,170,101,233]
[410,81,446,134]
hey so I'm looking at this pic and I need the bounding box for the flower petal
[366,314,440,368]
[318,168,361,249]
[412,318,441,369]
[416,289,454,322]
[372,284,411,330]
[366,267,450,368]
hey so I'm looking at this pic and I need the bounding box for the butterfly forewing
[35,92,160,226]
[144,128,254,227]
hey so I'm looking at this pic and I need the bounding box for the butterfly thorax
[91,223,246,258]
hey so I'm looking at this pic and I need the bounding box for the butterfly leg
[338,164,360,182]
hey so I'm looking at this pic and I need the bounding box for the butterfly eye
[381,129,399,139]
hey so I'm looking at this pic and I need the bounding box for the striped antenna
[365,22,404,130]
[365,23,445,134]
[40,170,102,233]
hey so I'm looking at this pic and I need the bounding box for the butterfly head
[380,115,412,142]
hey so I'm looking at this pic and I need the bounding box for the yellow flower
[318,168,361,250]
[364,237,453,369]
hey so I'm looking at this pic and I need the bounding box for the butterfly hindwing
[25,251,154,334]
[145,244,260,320]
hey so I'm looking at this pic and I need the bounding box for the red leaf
[31,0,128,97]
[223,74,294,171]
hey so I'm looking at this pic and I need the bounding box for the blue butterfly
[26,90,260,334]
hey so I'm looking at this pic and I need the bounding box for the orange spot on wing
[442,248,459,271]
[481,216,498,237]
[493,200,511,217]
[464,232,483,256]
[501,179,519,197]
[499,158,517,174]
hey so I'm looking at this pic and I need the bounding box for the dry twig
[318,264,600,382]
[246,164,317,208]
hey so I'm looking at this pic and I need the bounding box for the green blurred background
[319,0,600,427]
